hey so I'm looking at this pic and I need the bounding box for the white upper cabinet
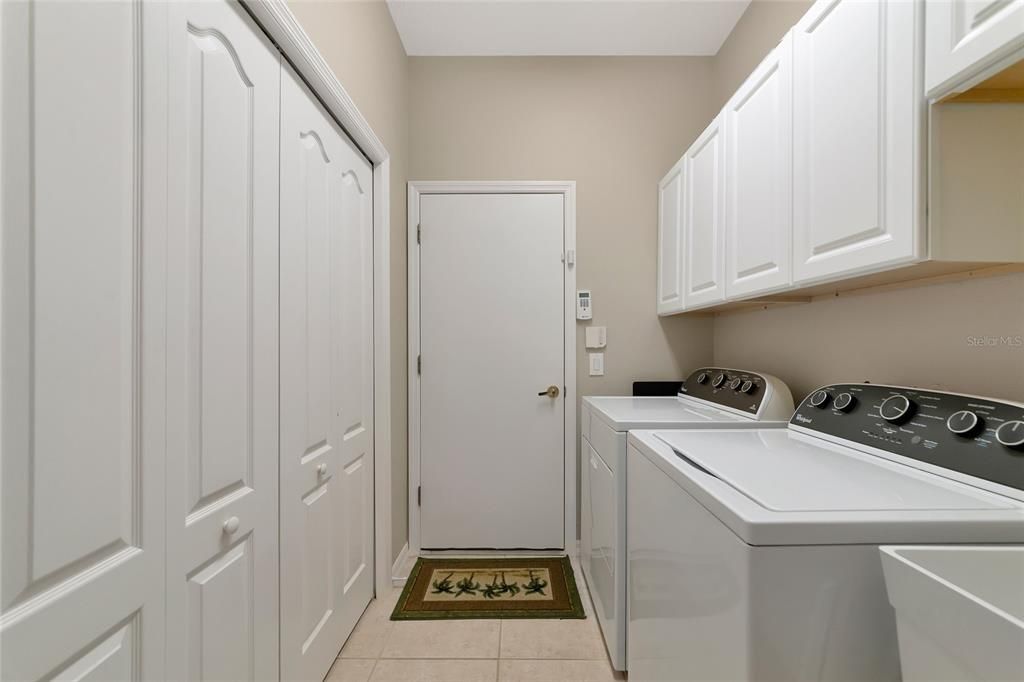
[791,0,923,285]
[657,159,685,315]
[724,31,794,299]
[682,114,727,308]
[926,0,1024,98]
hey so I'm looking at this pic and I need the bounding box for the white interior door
[279,65,375,682]
[419,193,565,550]
[163,2,280,680]
[1,1,167,679]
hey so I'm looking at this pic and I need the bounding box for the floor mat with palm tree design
[391,556,586,620]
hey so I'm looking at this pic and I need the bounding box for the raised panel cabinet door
[926,0,1024,97]
[724,32,794,299]
[164,2,280,680]
[280,64,375,682]
[657,159,685,315]
[1,1,168,679]
[683,114,727,309]
[792,0,923,285]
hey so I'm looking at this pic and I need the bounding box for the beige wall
[408,56,717,405]
[708,0,1024,403]
[714,273,1024,402]
[712,0,813,108]
[288,0,410,562]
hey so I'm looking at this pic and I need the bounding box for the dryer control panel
[679,367,772,416]
[791,384,1024,491]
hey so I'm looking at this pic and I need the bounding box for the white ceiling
[386,1,752,57]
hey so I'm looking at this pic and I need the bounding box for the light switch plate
[585,326,606,349]
[588,352,604,376]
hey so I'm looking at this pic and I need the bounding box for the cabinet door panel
[792,0,922,285]
[1,2,167,679]
[725,32,794,299]
[683,115,726,308]
[280,64,375,682]
[926,0,1024,97]
[164,3,281,680]
[657,161,685,315]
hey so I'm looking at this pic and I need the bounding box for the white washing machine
[627,383,1024,681]
[580,367,794,671]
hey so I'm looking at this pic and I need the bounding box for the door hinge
[417,355,421,375]
[417,223,421,244]
[417,486,422,506]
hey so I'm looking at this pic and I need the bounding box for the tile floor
[326,560,625,681]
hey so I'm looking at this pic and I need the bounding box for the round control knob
[946,410,981,436]
[741,380,755,394]
[880,395,914,424]
[833,392,856,412]
[995,420,1024,449]
[696,372,709,384]
[223,516,240,535]
[809,390,830,409]
[729,378,743,391]
[712,374,727,388]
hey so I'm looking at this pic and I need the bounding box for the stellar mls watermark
[966,335,1023,348]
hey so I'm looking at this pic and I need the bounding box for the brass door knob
[538,385,560,398]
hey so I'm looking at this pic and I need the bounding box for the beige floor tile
[381,620,501,659]
[340,617,394,659]
[499,619,607,660]
[498,659,624,681]
[369,659,498,682]
[361,588,402,625]
[339,591,402,658]
[325,658,376,682]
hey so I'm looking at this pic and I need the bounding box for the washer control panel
[680,367,769,415]
[791,384,1024,490]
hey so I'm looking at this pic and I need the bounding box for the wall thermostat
[576,290,592,320]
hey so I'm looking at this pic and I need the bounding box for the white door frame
[407,181,578,555]
[243,0,393,597]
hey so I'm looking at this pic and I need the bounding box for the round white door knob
[318,463,328,476]
[223,516,240,534]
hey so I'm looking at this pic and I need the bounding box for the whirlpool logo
[795,414,814,424]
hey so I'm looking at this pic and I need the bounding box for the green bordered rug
[391,556,586,620]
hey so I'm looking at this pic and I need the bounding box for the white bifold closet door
[279,65,375,682]
[1,2,168,679]
[163,2,281,681]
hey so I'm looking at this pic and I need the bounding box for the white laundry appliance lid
[584,396,757,431]
[655,429,1016,513]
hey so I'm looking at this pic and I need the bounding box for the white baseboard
[391,542,411,586]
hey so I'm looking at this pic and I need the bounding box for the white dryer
[580,367,794,671]
[627,383,1024,681]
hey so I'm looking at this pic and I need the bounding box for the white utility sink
[880,545,1024,682]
